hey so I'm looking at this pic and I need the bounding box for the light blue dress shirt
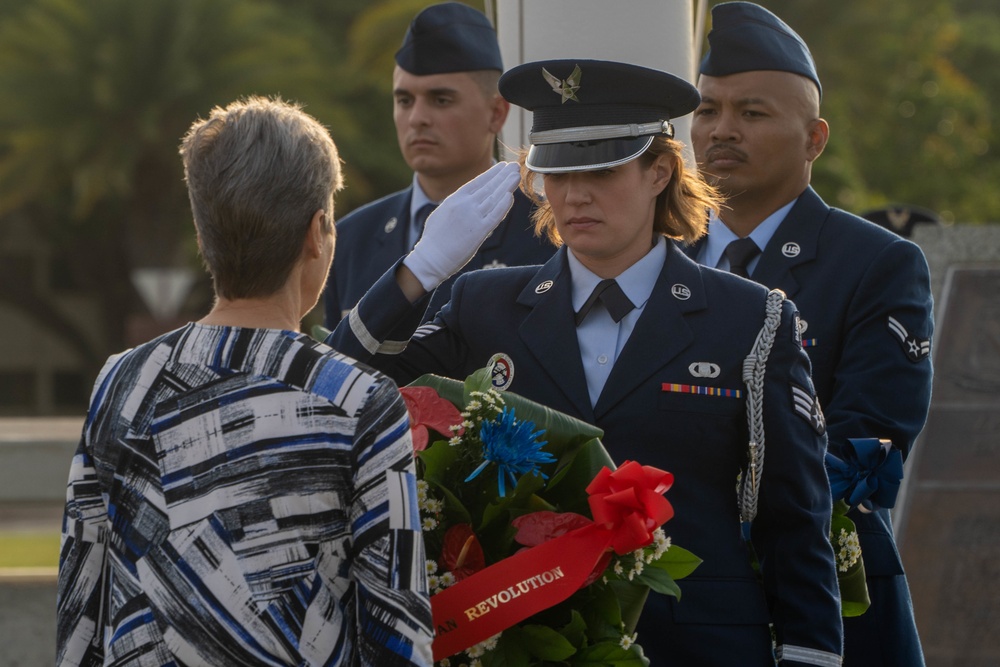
[569,236,667,407]
[697,198,797,275]
[407,175,439,249]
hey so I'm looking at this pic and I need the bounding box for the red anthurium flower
[440,524,485,581]
[511,510,592,547]
[398,386,464,452]
[586,461,675,555]
[511,511,611,586]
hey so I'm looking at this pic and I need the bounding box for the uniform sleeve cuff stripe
[776,645,842,666]
[349,307,380,355]
[379,340,408,355]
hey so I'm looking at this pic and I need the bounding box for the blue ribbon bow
[825,438,904,511]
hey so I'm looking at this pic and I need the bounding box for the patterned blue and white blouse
[57,323,433,666]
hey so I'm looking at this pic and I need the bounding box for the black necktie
[410,203,437,248]
[724,237,760,278]
[575,279,635,326]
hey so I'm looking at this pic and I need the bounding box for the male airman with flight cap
[323,1,553,327]
[688,4,933,665]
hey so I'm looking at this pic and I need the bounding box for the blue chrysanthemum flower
[464,407,553,496]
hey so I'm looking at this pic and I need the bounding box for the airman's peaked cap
[499,59,700,173]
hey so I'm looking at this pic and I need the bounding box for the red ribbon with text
[430,461,674,661]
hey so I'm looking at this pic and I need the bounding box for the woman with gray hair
[57,97,434,666]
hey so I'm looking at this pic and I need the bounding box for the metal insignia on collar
[781,242,801,257]
[671,284,692,300]
[384,217,398,234]
[542,64,582,104]
[489,353,515,391]
[887,316,931,362]
[689,362,721,379]
[535,280,554,294]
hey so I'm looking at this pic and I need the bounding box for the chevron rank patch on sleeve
[791,382,826,435]
[887,315,931,362]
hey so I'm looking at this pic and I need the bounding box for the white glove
[403,162,521,291]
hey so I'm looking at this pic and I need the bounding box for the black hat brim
[526,136,654,173]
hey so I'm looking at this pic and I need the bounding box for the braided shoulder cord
[738,289,786,524]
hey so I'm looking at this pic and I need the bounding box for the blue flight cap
[700,2,821,98]
[395,2,503,75]
[499,59,700,173]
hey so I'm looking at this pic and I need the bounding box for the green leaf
[581,584,623,640]
[647,545,702,581]
[571,640,649,666]
[560,610,588,649]
[838,559,872,617]
[480,471,546,532]
[830,509,857,536]
[463,366,494,399]
[482,627,534,667]
[521,624,578,660]
[634,567,681,599]
[418,437,463,486]
[832,498,851,518]
[542,437,616,515]
[607,580,650,634]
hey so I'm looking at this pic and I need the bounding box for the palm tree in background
[0,0,360,366]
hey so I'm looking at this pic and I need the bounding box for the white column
[495,0,698,161]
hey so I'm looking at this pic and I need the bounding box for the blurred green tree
[1,0,996,401]
[0,0,363,362]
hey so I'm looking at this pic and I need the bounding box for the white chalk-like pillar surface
[493,0,699,161]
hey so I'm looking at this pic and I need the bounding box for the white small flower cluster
[435,633,501,667]
[610,527,672,582]
[835,527,862,573]
[417,480,458,594]
[417,480,444,532]
[619,629,638,650]
[426,565,457,594]
[464,633,501,663]
[449,389,506,446]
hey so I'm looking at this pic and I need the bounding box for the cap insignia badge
[542,65,582,104]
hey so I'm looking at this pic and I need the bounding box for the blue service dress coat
[683,186,933,667]
[327,242,843,666]
[323,185,554,327]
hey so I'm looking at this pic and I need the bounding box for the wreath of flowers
[400,366,701,666]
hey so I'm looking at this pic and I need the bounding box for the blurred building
[0,213,104,415]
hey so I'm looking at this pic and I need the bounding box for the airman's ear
[489,95,510,135]
[806,117,829,163]
[651,153,676,195]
